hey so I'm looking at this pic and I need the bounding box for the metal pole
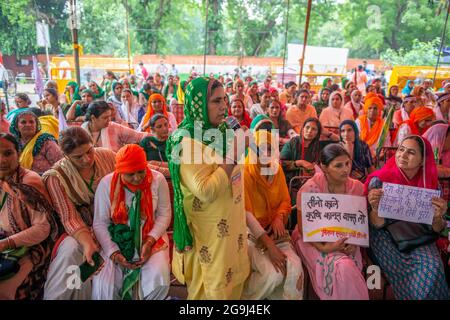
[70,0,81,85]
[42,20,51,80]
[281,0,290,85]
[125,0,132,74]
[433,1,450,85]
[299,0,312,87]
[203,0,209,76]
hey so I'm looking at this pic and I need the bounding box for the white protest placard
[301,193,369,247]
[378,182,440,225]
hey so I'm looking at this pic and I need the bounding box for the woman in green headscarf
[167,77,257,300]
[65,81,81,104]
[250,114,274,132]
[322,77,332,89]
[88,81,105,101]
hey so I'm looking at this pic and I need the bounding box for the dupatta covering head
[422,123,449,160]
[10,111,58,169]
[110,144,162,245]
[229,97,251,128]
[250,114,274,131]
[67,81,81,102]
[365,135,438,192]
[166,77,228,252]
[141,93,168,132]
[328,91,345,109]
[244,131,291,228]
[358,93,384,147]
[402,80,414,96]
[394,106,435,142]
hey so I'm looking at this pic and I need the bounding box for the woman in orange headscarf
[355,93,386,156]
[393,106,435,146]
[139,93,178,133]
[92,144,171,300]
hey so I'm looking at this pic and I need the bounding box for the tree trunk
[150,0,166,54]
[252,20,276,56]
[207,0,220,55]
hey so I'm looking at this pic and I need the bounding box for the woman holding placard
[292,144,369,300]
[366,135,449,300]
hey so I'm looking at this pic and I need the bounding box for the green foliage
[0,0,448,60]
[381,38,441,66]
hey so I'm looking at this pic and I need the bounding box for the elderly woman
[0,133,58,299]
[366,135,450,299]
[434,92,450,122]
[42,127,116,300]
[140,93,178,133]
[393,106,435,146]
[81,101,149,153]
[393,95,417,128]
[339,120,375,182]
[9,111,63,175]
[169,98,184,124]
[343,89,363,119]
[92,144,171,300]
[292,144,369,300]
[242,131,303,300]
[355,93,387,156]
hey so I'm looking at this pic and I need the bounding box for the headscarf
[250,114,274,131]
[110,144,165,249]
[229,98,251,128]
[394,106,435,142]
[365,135,438,192]
[166,77,229,252]
[401,80,414,96]
[244,131,291,229]
[423,123,449,162]
[67,81,81,102]
[328,91,345,109]
[387,85,403,104]
[90,81,105,100]
[436,92,450,107]
[341,77,349,90]
[313,87,331,115]
[348,89,363,118]
[9,111,58,169]
[141,93,168,132]
[177,80,188,104]
[358,93,385,147]
[322,77,332,88]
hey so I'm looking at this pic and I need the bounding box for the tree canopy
[1,0,448,65]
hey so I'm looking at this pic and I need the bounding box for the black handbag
[0,254,21,281]
[385,219,439,253]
